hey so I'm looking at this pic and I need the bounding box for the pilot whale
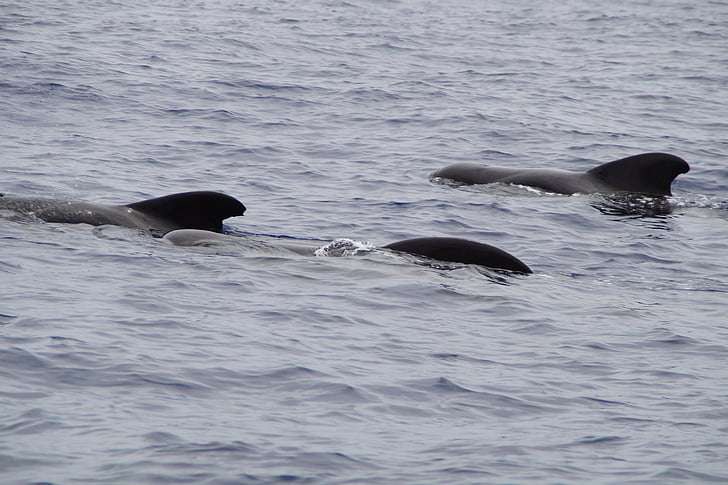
[432,152,689,196]
[384,237,531,273]
[164,230,532,274]
[0,191,246,235]
[2,191,530,273]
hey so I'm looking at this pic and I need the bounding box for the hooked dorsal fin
[587,153,689,196]
[126,191,246,233]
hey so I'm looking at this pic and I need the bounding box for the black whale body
[2,191,530,274]
[164,230,532,274]
[0,191,246,235]
[384,237,531,273]
[433,153,689,196]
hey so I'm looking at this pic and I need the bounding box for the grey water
[2,0,728,483]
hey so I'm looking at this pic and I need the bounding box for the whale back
[126,191,246,233]
[384,237,531,273]
[432,163,521,185]
[587,152,689,196]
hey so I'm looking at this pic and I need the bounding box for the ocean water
[2,0,728,483]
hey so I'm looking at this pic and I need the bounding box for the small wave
[250,365,326,382]
[0,408,62,436]
[590,193,676,217]
[12,82,109,103]
[583,397,628,406]
[0,347,51,370]
[430,352,460,361]
[147,439,258,456]
[672,193,728,211]
[162,107,244,121]
[285,451,373,470]
[430,376,474,394]
[208,78,313,91]
[430,176,566,197]
[430,353,499,365]
[0,313,18,325]
[654,467,728,482]
[91,225,142,241]
[646,334,700,346]
[404,378,554,416]
[573,435,626,445]
[183,365,328,391]
[141,431,183,444]
[344,87,403,102]
[314,238,374,257]
[0,452,60,472]
[304,382,374,404]
[639,328,701,348]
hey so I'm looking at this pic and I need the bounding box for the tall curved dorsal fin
[587,153,689,196]
[126,191,246,233]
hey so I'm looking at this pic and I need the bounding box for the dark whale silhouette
[384,237,531,273]
[165,230,532,274]
[0,191,245,235]
[2,191,530,273]
[432,152,689,196]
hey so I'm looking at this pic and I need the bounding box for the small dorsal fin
[126,191,246,233]
[587,153,689,196]
[384,237,531,273]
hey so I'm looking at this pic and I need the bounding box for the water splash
[671,193,728,211]
[314,238,374,257]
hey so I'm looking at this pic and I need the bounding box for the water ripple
[2,0,728,483]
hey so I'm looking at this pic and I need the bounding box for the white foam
[314,238,374,257]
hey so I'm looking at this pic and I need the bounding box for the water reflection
[410,259,516,285]
[590,193,676,218]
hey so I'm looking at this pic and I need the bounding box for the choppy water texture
[2,1,728,483]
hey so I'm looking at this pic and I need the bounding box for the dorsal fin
[587,153,689,196]
[126,191,246,233]
[384,237,531,273]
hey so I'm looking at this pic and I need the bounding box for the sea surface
[2,1,728,483]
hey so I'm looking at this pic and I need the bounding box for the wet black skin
[433,153,690,196]
[0,191,246,236]
[3,192,530,273]
[384,237,531,273]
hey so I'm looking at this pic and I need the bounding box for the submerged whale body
[433,153,690,196]
[0,191,245,235]
[384,237,531,273]
[3,190,530,274]
[165,230,532,274]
